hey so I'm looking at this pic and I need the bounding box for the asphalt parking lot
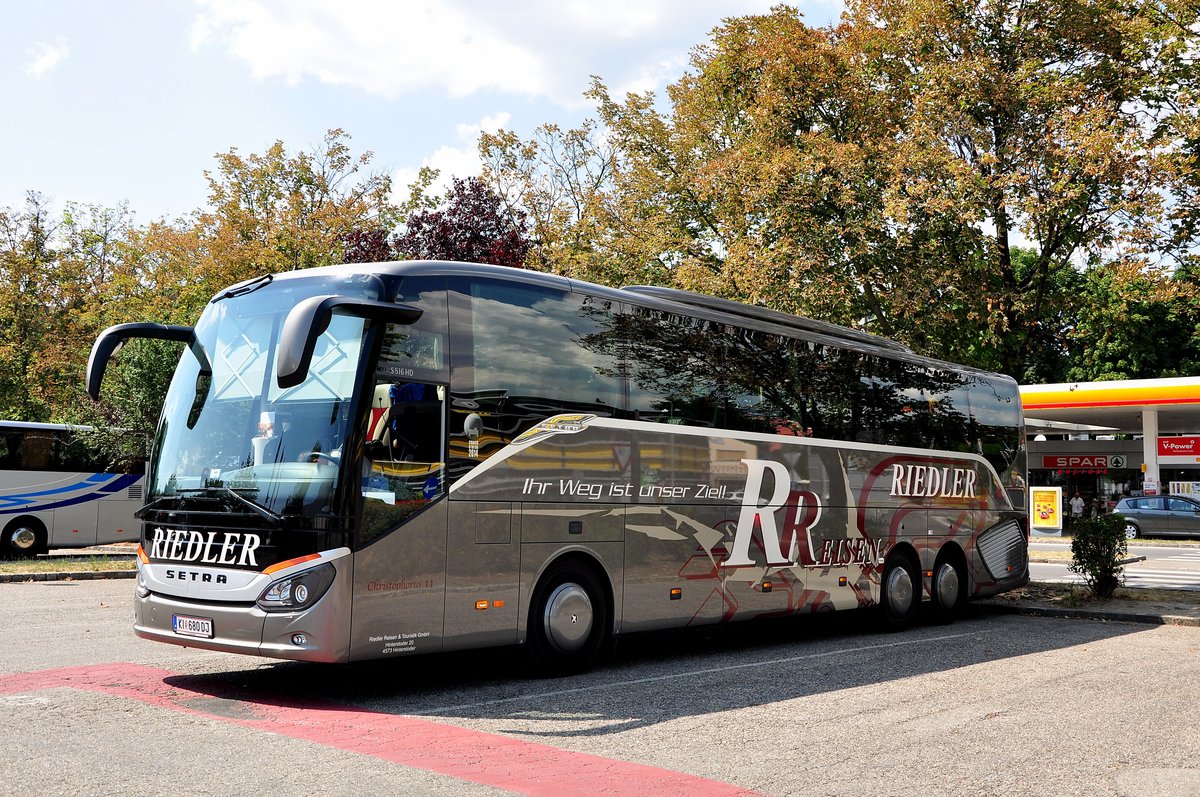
[3,579,1200,796]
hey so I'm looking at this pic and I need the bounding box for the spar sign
[1041,455,1127,470]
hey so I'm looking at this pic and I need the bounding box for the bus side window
[21,433,52,470]
[622,306,724,427]
[0,434,16,469]
[360,379,447,542]
[447,280,623,478]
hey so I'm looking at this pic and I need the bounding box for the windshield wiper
[220,487,284,527]
[134,496,181,520]
[176,486,284,527]
[214,273,273,302]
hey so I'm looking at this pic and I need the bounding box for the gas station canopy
[1020,377,1200,436]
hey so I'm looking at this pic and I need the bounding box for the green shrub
[1068,513,1128,599]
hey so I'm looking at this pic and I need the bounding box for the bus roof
[0,421,94,432]
[621,284,912,354]
[236,260,1016,386]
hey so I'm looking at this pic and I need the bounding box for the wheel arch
[1123,518,1140,539]
[930,539,970,618]
[885,539,921,574]
[879,541,921,628]
[523,549,616,642]
[3,515,49,558]
[933,540,970,584]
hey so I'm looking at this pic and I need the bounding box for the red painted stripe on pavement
[1,664,762,797]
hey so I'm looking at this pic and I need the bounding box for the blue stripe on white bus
[0,473,142,514]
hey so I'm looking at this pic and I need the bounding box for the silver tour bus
[87,261,1028,669]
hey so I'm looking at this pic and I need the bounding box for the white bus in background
[0,421,145,557]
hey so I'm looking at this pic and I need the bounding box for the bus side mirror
[277,296,423,389]
[87,323,198,400]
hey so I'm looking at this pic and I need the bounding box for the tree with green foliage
[843,0,1199,376]
[480,122,624,281]
[488,1,1200,379]
[0,130,406,464]
[201,128,399,280]
[0,193,60,421]
[1066,261,1200,381]
[1069,513,1129,598]
[1009,248,1088,384]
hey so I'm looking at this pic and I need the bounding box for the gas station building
[1021,377,1200,503]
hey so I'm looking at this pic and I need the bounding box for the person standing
[1069,492,1085,527]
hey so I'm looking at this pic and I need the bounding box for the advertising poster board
[1030,486,1063,536]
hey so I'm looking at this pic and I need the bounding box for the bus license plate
[172,614,214,639]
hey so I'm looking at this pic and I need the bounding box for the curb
[0,570,135,584]
[1027,555,1146,565]
[980,601,1200,627]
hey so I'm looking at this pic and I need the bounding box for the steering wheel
[298,451,339,466]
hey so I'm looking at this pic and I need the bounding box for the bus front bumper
[134,589,351,663]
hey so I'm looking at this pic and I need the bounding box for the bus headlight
[257,562,336,613]
[135,566,149,599]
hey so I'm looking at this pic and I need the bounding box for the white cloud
[24,38,70,78]
[191,0,547,99]
[611,53,691,99]
[392,112,512,201]
[188,0,796,106]
[548,0,665,39]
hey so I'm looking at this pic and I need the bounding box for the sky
[2,0,843,224]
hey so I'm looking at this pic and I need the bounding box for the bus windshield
[149,274,379,518]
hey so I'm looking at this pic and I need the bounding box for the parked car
[1114,495,1200,539]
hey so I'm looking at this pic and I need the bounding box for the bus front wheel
[879,551,919,630]
[527,562,610,675]
[3,518,47,559]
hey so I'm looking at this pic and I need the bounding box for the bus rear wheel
[3,518,47,559]
[527,562,610,675]
[879,551,919,630]
[930,553,967,623]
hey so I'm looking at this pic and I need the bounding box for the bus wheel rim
[935,562,960,609]
[543,583,593,654]
[10,527,37,551]
[886,565,914,616]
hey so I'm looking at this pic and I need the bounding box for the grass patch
[1041,534,1200,548]
[1029,549,1073,562]
[1109,586,1200,604]
[0,556,135,574]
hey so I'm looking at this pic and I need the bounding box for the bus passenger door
[348,379,450,661]
[349,499,448,660]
